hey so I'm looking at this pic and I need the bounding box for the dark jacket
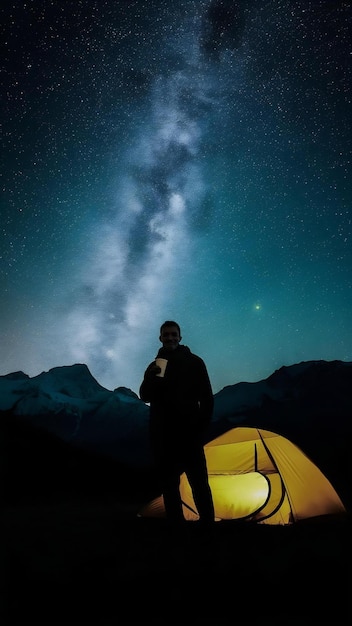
[139,345,214,444]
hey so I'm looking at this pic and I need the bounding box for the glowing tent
[139,427,346,525]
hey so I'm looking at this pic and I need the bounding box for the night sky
[1,0,351,395]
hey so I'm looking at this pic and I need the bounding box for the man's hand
[145,363,161,378]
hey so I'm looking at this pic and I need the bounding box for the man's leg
[161,463,185,523]
[185,445,215,524]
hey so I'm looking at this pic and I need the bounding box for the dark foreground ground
[2,498,351,626]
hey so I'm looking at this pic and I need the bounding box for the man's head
[159,320,182,351]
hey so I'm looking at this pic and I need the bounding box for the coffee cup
[155,358,168,377]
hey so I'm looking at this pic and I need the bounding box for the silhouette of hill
[1,359,351,512]
[2,360,351,625]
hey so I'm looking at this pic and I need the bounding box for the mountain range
[2,359,351,510]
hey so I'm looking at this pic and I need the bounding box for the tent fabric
[139,427,346,525]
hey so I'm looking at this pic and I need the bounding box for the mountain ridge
[1,359,351,510]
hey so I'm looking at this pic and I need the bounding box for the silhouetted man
[139,321,215,526]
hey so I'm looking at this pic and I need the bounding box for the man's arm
[139,362,161,402]
[197,359,214,427]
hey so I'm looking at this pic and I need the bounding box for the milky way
[1,1,351,393]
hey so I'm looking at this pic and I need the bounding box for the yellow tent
[139,427,346,525]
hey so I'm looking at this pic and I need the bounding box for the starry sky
[1,0,351,395]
